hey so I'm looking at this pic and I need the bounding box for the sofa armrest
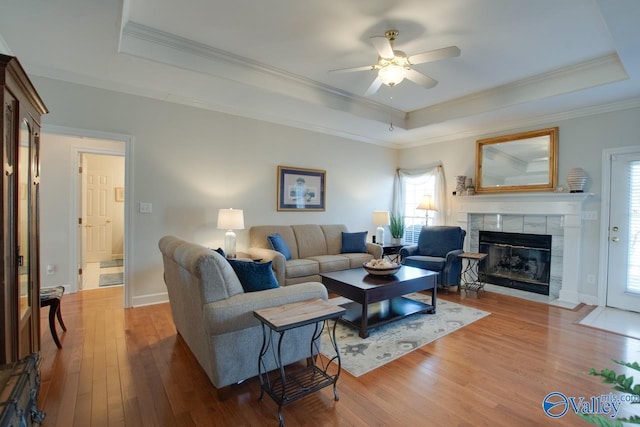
[203,282,328,336]
[248,247,286,285]
[366,242,383,259]
[400,245,419,260]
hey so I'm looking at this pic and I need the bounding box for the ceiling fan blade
[370,36,394,59]
[328,64,376,74]
[364,77,384,96]
[408,46,461,65]
[405,69,438,89]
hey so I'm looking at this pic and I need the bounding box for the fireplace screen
[479,231,552,295]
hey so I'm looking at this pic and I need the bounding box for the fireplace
[479,231,552,295]
[455,192,592,305]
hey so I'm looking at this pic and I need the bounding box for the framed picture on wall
[115,187,124,202]
[277,166,326,211]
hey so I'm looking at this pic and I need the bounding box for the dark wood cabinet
[0,55,48,364]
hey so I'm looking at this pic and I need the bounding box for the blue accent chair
[400,226,466,287]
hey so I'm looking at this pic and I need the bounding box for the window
[401,175,436,244]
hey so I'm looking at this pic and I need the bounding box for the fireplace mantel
[454,192,594,305]
[456,192,594,216]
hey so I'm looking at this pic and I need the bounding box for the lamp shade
[372,210,390,226]
[416,195,437,211]
[217,208,244,230]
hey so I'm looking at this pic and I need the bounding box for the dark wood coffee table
[320,266,438,338]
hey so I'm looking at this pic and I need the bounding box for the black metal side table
[254,299,345,427]
[458,252,488,297]
[381,244,404,263]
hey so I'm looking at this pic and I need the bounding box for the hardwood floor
[38,286,640,426]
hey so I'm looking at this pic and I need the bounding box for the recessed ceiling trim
[120,22,405,127]
[399,96,640,149]
[407,53,627,129]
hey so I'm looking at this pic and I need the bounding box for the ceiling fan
[330,29,460,96]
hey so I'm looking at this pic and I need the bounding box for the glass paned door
[607,153,640,312]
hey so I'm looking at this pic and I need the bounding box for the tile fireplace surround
[455,192,593,305]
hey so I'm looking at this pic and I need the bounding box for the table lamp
[372,210,390,244]
[217,208,244,258]
[416,195,437,225]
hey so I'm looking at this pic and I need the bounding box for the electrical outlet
[139,202,153,214]
[587,274,596,285]
[582,211,598,220]
[46,264,55,275]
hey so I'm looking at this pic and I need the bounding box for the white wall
[398,106,640,301]
[36,74,640,305]
[35,77,397,306]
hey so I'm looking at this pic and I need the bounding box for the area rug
[321,294,490,377]
[99,272,123,287]
[100,259,123,268]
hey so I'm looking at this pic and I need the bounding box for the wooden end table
[254,298,345,427]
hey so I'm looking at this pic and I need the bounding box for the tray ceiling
[1,0,639,147]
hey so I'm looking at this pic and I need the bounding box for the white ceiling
[1,0,639,148]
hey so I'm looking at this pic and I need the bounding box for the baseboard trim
[132,291,168,307]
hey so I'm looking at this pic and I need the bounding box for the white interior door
[606,151,640,312]
[85,165,113,263]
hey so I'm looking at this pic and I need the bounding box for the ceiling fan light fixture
[378,64,406,87]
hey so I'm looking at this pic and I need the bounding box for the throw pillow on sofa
[228,259,280,292]
[267,233,292,260]
[341,231,368,253]
[213,247,226,258]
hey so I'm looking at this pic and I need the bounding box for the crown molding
[120,22,406,126]
[407,53,628,130]
[399,96,640,149]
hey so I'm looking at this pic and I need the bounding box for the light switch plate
[140,202,152,214]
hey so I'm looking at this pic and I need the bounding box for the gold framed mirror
[475,127,558,194]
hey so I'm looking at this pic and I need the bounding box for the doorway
[41,126,132,307]
[79,153,125,291]
[601,146,640,312]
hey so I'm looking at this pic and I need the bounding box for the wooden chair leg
[217,385,232,401]
[56,304,67,331]
[48,299,62,349]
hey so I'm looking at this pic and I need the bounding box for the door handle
[106,220,111,224]
[85,224,92,228]
[611,237,620,242]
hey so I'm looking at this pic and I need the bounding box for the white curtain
[392,163,446,225]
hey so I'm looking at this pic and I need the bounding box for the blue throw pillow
[228,259,279,292]
[341,231,368,253]
[267,233,292,260]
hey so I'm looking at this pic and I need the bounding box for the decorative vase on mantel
[567,167,587,193]
[455,175,467,196]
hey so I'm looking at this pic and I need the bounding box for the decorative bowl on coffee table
[363,262,401,276]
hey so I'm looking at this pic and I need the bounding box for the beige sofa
[159,236,328,398]
[248,224,383,286]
